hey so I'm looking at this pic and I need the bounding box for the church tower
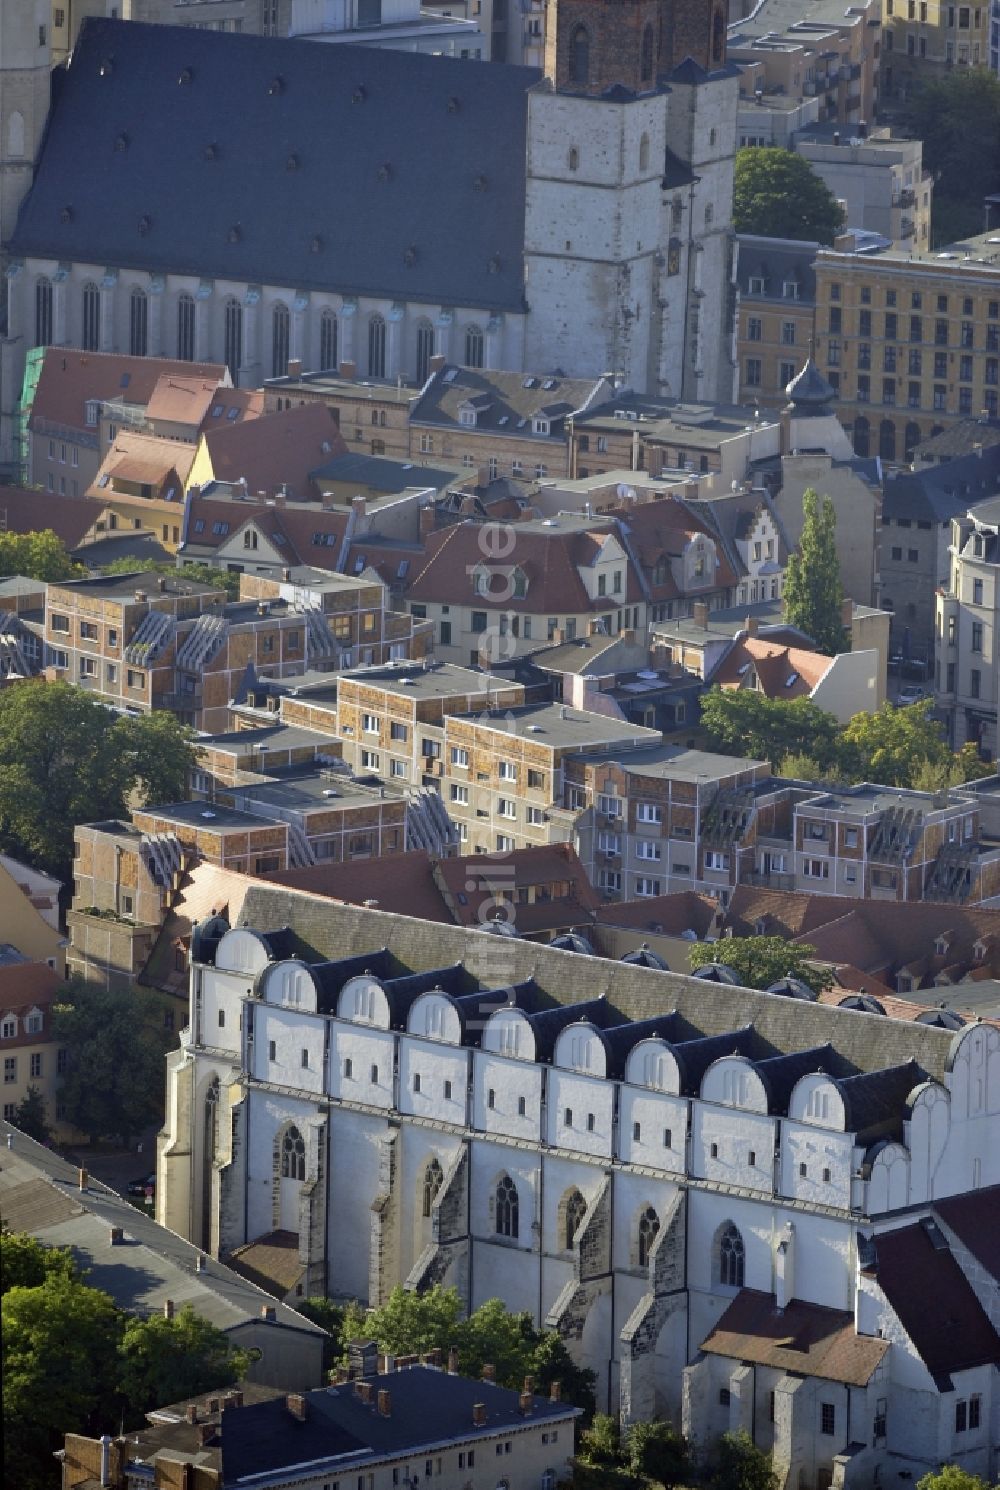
[543,0,728,96]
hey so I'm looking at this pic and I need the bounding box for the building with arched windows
[159,888,1000,1485]
[2,13,740,465]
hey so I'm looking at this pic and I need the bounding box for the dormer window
[532,416,550,436]
[511,566,527,599]
[973,939,988,961]
[934,935,951,956]
[472,566,492,597]
[783,281,800,299]
[749,276,766,295]
[85,399,100,428]
[459,406,477,427]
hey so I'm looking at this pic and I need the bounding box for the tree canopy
[734,148,846,245]
[836,700,969,789]
[699,688,840,768]
[782,490,846,656]
[12,1085,51,1144]
[0,530,85,584]
[119,1305,249,1418]
[689,936,833,994]
[53,979,169,1145]
[711,1430,780,1490]
[899,69,1000,245]
[338,1285,596,1414]
[0,1229,78,1295]
[916,1469,997,1490]
[0,681,195,879]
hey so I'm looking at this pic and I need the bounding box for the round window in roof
[138,215,152,236]
[60,205,74,223]
[286,153,300,171]
[310,235,323,254]
[228,224,242,244]
[403,245,418,267]
[99,58,113,77]
[178,67,194,84]
[203,142,218,161]
[115,132,129,152]
[447,95,461,113]
[352,85,367,104]
[268,75,285,95]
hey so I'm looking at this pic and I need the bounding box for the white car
[897,684,926,706]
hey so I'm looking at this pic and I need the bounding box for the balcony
[744,870,796,891]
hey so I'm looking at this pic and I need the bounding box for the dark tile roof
[221,1366,577,1483]
[836,1060,923,1139]
[311,451,459,492]
[735,234,819,303]
[700,1288,889,1386]
[265,852,453,925]
[934,1185,1000,1282]
[873,1220,1000,1384]
[914,417,1000,463]
[11,18,540,314]
[410,366,604,436]
[882,445,1000,525]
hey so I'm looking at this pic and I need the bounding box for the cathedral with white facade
[158,884,1000,1489]
[1,3,738,462]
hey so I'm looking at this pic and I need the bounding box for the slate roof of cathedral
[934,1186,1000,1281]
[11,19,540,314]
[700,1289,889,1386]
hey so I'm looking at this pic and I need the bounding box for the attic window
[228,225,242,244]
[310,235,323,254]
[137,215,151,236]
[115,132,129,152]
[785,671,799,687]
[377,163,392,182]
[60,205,73,223]
[226,407,240,421]
[353,555,366,573]
[447,95,461,112]
[212,522,229,536]
[403,246,418,267]
[352,85,367,104]
[178,67,194,84]
[203,143,218,161]
[193,519,205,533]
[268,75,285,95]
[211,404,223,417]
[286,153,300,171]
[474,174,488,192]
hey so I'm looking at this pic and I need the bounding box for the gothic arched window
[422,1156,444,1218]
[129,286,148,357]
[712,6,725,64]
[564,1188,587,1249]
[569,25,590,84]
[879,418,897,463]
[281,1124,306,1180]
[368,314,386,378]
[177,293,195,361]
[637,1205,660,1268]
[718,1222,745,1288]
[35,277,52,348]
[82,282,100,352]
[495,1174,519,1238]
[319,309,338,371]
[464,324,484,369]
[853,414,870,458]
[272,301,290,379]
[224,297,243,382]
[641,24,654,81]
[415,320,434,383]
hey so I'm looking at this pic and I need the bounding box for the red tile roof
[434,843,602,934]
[874,1221,1000,1381]
[264,852,451,924]
[200,403,346,502]
[617,497,740,600]
[712,637,831,698]
[0,964,62,1045]
[700,1288,888,1386]
[29,349,226,434]
[182,493,350,565]
[595,890,718,937]
[0,487,102,549]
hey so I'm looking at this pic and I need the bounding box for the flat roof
[50,571,222,599]
[196,723,336,754]
[616,743,768,781]
[141,801,280,831]
[339,662,512,700]
[231,774,404,811]
[461,703,660,749]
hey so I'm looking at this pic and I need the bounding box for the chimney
[419,501,436,539]
[423,1349,442,1368]
[523,1376,534,1395]
[379,1353,396,1375]
[261,1304,276,1321]
[519,1391,533,1416]
[185,1404,198,1425]
[198,1422,216,1447]
[692,601,709,628]
[377,1389,392,1417]
[428,354,447,377]
[164,1299,175,1320]
[745,616,758,637]
[286,1394,308,1422]
[157,576,166,592]
[840,597,853,629]
[832,130,840,145]
[447,1348,459,1375]
[225,1390,243,1409]
[110,1225,125,1246]
[286,358,303,379]
[99,1434,113,1489]
[473,1402,487,1427]
[195,1253,206,1273]
[354,1380,374,1405]
[339,359,357,381]
[858,118,868,138]
[78,1166,88,1190]
[352,495,367,519]
[549,1381,562,1402]
[482,1364,496,1383]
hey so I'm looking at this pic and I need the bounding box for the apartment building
[882,0,989,98]
[727,0,881,126]
[568,395,781,482]
[265,362,419,460]
[794,125,932,250]
[0,962,68,1133]
[736,237,817,408]
[936,495,1000,754]
[812,232,1000,464]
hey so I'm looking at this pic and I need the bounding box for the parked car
[897,684,926,706]
[127,1172,156,1196]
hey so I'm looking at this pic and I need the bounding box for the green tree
[689,935,833,995]
[624,1417,689,1486]
[900,69,1000,245]
[916,1468,996,1490]
[297,1296,345,1372]
[834,700,950,788]
[698,689,839,769]
[0,1230,78,1295]
[525,1327,597,1419]
[118,1304,249,1419]
[782,490,846,656]
[2,1276,123,1490]
[0,682,196,879]
[340,1284,464,1363]
[0,529,85,583]
[53,979,167,1145]
[12,1085,51,1144]
[734,148,846,245]
[580,1412,621,1466]
[103,556,241,600]
[777,752,825,782]
[711,1429,779,1490]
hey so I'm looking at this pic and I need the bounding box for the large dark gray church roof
[9,19,541,313]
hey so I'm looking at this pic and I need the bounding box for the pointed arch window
[82,282,100,352]
[641,24,654,81]
[177,293,195,361]
[712,6,725,65]
[495,1174,519,1237]
[639,133,650,172]
[319,309,338,371]
[853,414,870,458]
[416,320,435,383]
[224,297,243,382]
[718,1221,745,1287]
[564,1188,587,1249]
[272,302,290,379]
[569,25,590,84]
[368,314,386,379]
[637,1205,660,1268]
[464,324,484,370]
[422,1156,444,1218]
[35,277,53,348]
[281,1124,306,1180]
[129,286,148,357]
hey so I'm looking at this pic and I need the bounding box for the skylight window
[211,405,223,418]
[226,407,240,420]
[785,672,799,687]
